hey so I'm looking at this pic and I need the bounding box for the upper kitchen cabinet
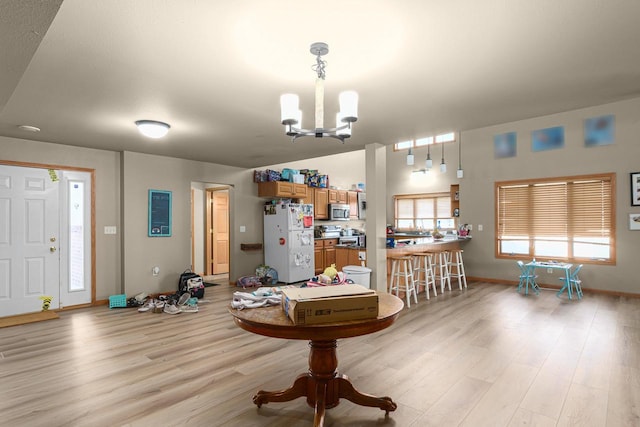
[328,189,348,204]
[348,191,358,219]
[258,181,308,199]
[314,188,329,219]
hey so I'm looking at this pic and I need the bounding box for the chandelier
[280,42,358,143]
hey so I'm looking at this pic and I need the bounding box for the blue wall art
[532,126,564,152]
[494,131,517,158]
[585,114,615,147]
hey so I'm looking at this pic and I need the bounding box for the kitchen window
[496,173,615,264]
[394,193,454,231]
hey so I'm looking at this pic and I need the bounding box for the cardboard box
[281,284,378,325]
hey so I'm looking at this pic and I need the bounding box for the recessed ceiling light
[135,120,170,138]
[18,125,41,132]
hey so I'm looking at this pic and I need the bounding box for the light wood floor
[1,282,639,426]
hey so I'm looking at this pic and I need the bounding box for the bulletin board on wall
[148,189,172,237]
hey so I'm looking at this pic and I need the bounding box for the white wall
[191,183,205,274]
[121,151,260,296]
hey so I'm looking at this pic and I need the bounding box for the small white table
[525,261,575,299]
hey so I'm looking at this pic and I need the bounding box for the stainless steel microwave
[329,203,350,221]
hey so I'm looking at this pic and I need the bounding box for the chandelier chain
[312,54,327,80]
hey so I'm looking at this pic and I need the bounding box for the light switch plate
[104,226,117,234]
[478,224,483,231]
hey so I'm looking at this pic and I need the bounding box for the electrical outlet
[152,266,160,276]
[547,268,553,274]
[478,224,483,231]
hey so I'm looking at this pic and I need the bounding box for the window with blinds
[394,193,454,231]
[496,173,615,264]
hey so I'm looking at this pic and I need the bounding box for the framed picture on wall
[148,189,172,236]
[532,126,564,152]
[631,172,640,206]
[630,213,640,230]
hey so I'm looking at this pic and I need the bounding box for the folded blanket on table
[231,290,282,309]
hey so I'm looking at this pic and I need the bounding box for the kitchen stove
[315,225,341,238]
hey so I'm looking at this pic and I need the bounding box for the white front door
[0,165,60,316]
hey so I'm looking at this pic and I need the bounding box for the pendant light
[457,131,464,178]
[440,142,447,173]
[406,148,415,166]
[426,144,433,169]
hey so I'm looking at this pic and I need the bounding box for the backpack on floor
[178,269,205,299]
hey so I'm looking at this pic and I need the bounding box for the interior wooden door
[206,189,229,275]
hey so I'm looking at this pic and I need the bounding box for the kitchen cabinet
[328,189,348,204]
[336,247,363,271]
[348,191,358,219]
[258,181,308,199]
[314,238,338,275]
[314,240,323,275]
[450,184,459,218]
[314,188,329,219]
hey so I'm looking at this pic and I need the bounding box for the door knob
[50,246,57,253]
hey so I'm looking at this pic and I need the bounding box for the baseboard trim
[467,276,640,298]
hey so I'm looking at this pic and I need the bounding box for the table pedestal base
[252,339,397,427]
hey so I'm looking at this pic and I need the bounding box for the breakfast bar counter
[385,237,471,286]
[386,236,470,255]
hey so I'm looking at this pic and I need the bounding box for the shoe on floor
[180,304,198,313]
[138,299,155,312]
[164,303,181,315]
[153,301,165,313]
[177,292,191,306]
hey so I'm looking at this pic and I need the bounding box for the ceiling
[2,1,640,169]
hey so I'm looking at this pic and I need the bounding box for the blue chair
[559,264,583,299]
[517,261,539,295]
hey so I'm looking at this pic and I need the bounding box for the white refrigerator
[263,203,314,283]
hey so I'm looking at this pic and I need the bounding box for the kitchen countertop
[336,244,366,249]
[386,236,471,254]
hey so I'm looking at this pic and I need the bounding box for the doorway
[0,163,94,316]
[191,182,230,283]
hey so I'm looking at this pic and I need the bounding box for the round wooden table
[229,292,404,427]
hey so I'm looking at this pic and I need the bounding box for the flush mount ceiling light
[280,42,358,143]
[135,120,170,139]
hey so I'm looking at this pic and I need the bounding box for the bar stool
[388,256,418,308]
[447,249,467,290]
[412,252,436,299]
[430,249,451,293]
